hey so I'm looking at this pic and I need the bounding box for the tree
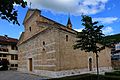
[74,15,105,80]
[0,0,27,25]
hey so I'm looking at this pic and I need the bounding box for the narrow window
[3,54,6,57]
[11,55,14,60]
[66,35,68,41]
[16,47,18,50]
[15,64,18,67]
[42,41,45,51]
[11,45,15,50]
[11,64,14,67]
[15,55,18,60]
[29,27,31,32]
[43,41,45,45]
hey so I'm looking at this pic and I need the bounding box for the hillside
[104,34,120,47]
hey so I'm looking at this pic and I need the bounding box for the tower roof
[67,17,72,29]
[67,17,72,25]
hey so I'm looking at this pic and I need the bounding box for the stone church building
[17,9,112,78]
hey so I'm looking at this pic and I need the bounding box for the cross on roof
[30,2,32,9]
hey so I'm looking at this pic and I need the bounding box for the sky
[0,0,120,39]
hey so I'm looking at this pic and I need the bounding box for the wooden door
[29,58,32,71]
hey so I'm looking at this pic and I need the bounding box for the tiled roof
[67,17,72,26]
[28,9,77,34]
[40,15,77,34]
[0,35,18,44]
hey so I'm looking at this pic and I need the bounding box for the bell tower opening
[67,17,72,29]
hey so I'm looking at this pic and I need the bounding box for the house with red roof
[0,35,18,70]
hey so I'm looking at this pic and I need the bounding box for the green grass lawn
[48,71,120,80]
[105,70,120,76]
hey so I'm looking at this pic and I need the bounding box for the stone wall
[57,28,111,71]
[112,60,120,69]
[18,26,59,71]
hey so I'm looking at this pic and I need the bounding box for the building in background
[111,42,120,69]
[111,43,120,60]
[18,9,112,78]
[0,35,18,70]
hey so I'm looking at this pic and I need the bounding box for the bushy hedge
[48,74,120,80]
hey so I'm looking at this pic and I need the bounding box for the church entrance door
[29,58,32,71]
[89,58,92,71]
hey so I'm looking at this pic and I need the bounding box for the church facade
[17,9,112,78]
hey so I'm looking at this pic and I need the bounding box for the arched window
[66,35,68,41]
[42,41,45,51]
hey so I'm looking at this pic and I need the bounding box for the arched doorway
[89,58,92,71]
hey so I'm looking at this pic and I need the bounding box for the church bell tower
[67,17,72,29]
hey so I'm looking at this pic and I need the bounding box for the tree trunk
[96,52,99,80]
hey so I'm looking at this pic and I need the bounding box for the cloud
[19,31,23,35]
[74,27,114,35]
[74,28,84,32]
[102,26,114,35]
[13,4,19,7]
[93,17,118,24]
[26,0,109,15]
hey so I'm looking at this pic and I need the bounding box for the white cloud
[19,31,22,35]
[102,26,113,35]
[74,26,114,35]
[26,0,109,15]
[13,3,20,7]
[74,28,84,32]
[93,17,118,24]
[75,27,114,35]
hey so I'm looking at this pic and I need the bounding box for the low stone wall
[112,60,120,70]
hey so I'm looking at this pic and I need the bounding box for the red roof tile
[0,36,18,44]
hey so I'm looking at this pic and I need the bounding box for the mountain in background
[104,34,120,47]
